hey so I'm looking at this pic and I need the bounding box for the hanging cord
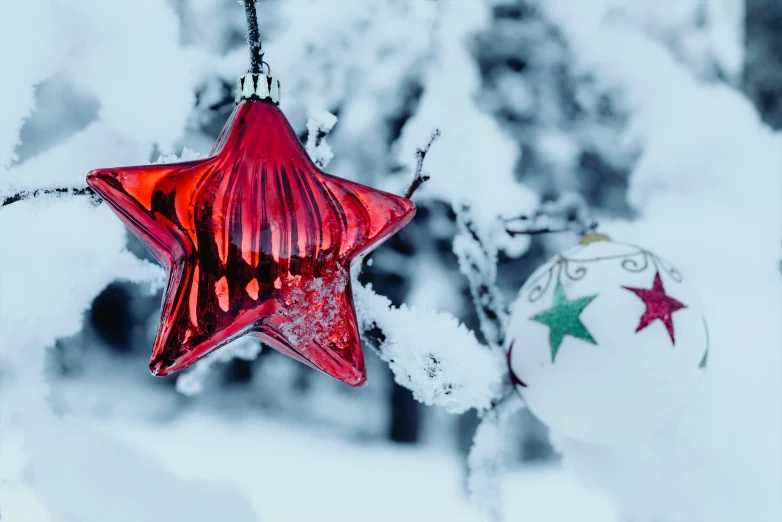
[243,0,269,75]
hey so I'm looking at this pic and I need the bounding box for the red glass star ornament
[87,99,415,386]
[623,272,687,344]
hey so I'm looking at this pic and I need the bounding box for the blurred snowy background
[0,1,780,521]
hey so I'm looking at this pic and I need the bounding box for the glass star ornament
[506,236,708,443]
[87,74,415,386]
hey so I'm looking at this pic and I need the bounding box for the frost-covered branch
[453,205,507,350]
[1,149,206,209]
[362,129,439,268]
[354,282,504,414]
[1,186,101,207]
[404,128,440,199]
[504,193,597,237]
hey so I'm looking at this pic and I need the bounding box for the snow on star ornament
[87,73,415,386]
[506,235,708,443]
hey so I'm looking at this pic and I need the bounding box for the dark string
[244,0,268,75]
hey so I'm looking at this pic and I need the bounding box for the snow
[467,395,523,522]
[0,2,64,168]
[22,416,259,522]
[306,110,338,169]
[56,1,198,150]
[0,197,161,521]
[395,0,538,244]
[155,147,203,164]
[177,338,263,397]
[2,122,149,192]
[97,408,617,522]
[600,0,745,81]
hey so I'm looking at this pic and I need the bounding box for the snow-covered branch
[2,186,100,208]
[354,283,504,414]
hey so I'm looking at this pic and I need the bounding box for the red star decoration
[623,272,687,344]
[87,99,415,386]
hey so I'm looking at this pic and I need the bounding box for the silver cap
[235,73,280,105]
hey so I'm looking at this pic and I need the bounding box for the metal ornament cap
[235,73,280,105]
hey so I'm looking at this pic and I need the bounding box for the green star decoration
[531,281,598,362]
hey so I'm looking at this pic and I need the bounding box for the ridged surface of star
[531,281,598,362]
[623,272,687,344]
[87,100,415,386]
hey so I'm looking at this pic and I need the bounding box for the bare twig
[504,194,598,238]
[361,129,440,269]
[404,129,440,199]
[2,187,102,208]
[505,225,576,237]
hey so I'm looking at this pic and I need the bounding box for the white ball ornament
[506,235,708,444]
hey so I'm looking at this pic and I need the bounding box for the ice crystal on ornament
[279,265,349,348]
